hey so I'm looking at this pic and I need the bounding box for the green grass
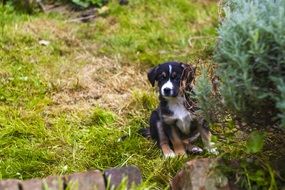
[0,1,281,189]
[78,0,218,66]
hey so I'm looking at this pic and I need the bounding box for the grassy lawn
[1,0,275,189]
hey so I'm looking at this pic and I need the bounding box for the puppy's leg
[183,139,203,154]
[150,110,174,158]
[168,127,186,156]
[157,122,175,158]
[183,128,203,154]
[197,119,219,155]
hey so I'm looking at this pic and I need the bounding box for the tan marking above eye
[172,72,177,78]
[160,72,166,78]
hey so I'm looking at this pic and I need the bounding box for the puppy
[147,61,217,158]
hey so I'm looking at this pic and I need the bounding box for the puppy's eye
[172,73,181,81]
[171,72,178,79]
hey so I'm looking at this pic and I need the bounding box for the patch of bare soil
[50,56,148,115]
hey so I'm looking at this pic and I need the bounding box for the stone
[104,166,142,189]
[0,179,20,190]
[20,179,42,190]
[39,40,50,46]
[171,158,230,190]
[42,176,64,190]
[65,170,105,190]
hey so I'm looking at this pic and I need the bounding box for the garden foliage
[196,0,285,127]
[71,0,107,8]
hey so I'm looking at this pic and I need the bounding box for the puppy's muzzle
[163,88,172,96]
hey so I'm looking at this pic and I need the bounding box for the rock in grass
[104,166,142,189]
[21,179,42,190]
[0,179,21,190]
[39,40,50,46]
[171,158,230,190]
[65,170,105,190]
[42,176,64,190]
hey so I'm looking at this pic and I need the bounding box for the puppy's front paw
[164,150,176,158]
[189,146,203,154]
[186,144,203,154]
[174,148,186,156]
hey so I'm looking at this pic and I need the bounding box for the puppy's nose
[164,88,171,95]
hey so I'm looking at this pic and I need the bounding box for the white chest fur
[167,97,192,134]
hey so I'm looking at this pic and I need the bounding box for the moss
[88,107,117,126]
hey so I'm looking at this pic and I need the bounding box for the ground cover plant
[0,0,284,189]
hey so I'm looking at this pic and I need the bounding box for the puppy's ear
[180,62,191,69]
[180,62,196,75]
[147,66,159,87]
[180,62,187,68]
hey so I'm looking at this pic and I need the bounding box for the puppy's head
[147,62,195,98]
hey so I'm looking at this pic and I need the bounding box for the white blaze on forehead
[161,64,174,96]
[169,65,172,74]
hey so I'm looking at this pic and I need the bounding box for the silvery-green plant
[213,0,285,126]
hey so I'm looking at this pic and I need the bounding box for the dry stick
[37,0,46,12]
[66,15,96,23]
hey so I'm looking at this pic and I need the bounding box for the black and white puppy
[147,61,217,158]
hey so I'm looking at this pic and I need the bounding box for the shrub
[200,0,285,127]
[194,67,222,123]
[3,0,41,13]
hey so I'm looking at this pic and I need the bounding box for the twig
[37,0,46,12]
[66,15,96,23]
